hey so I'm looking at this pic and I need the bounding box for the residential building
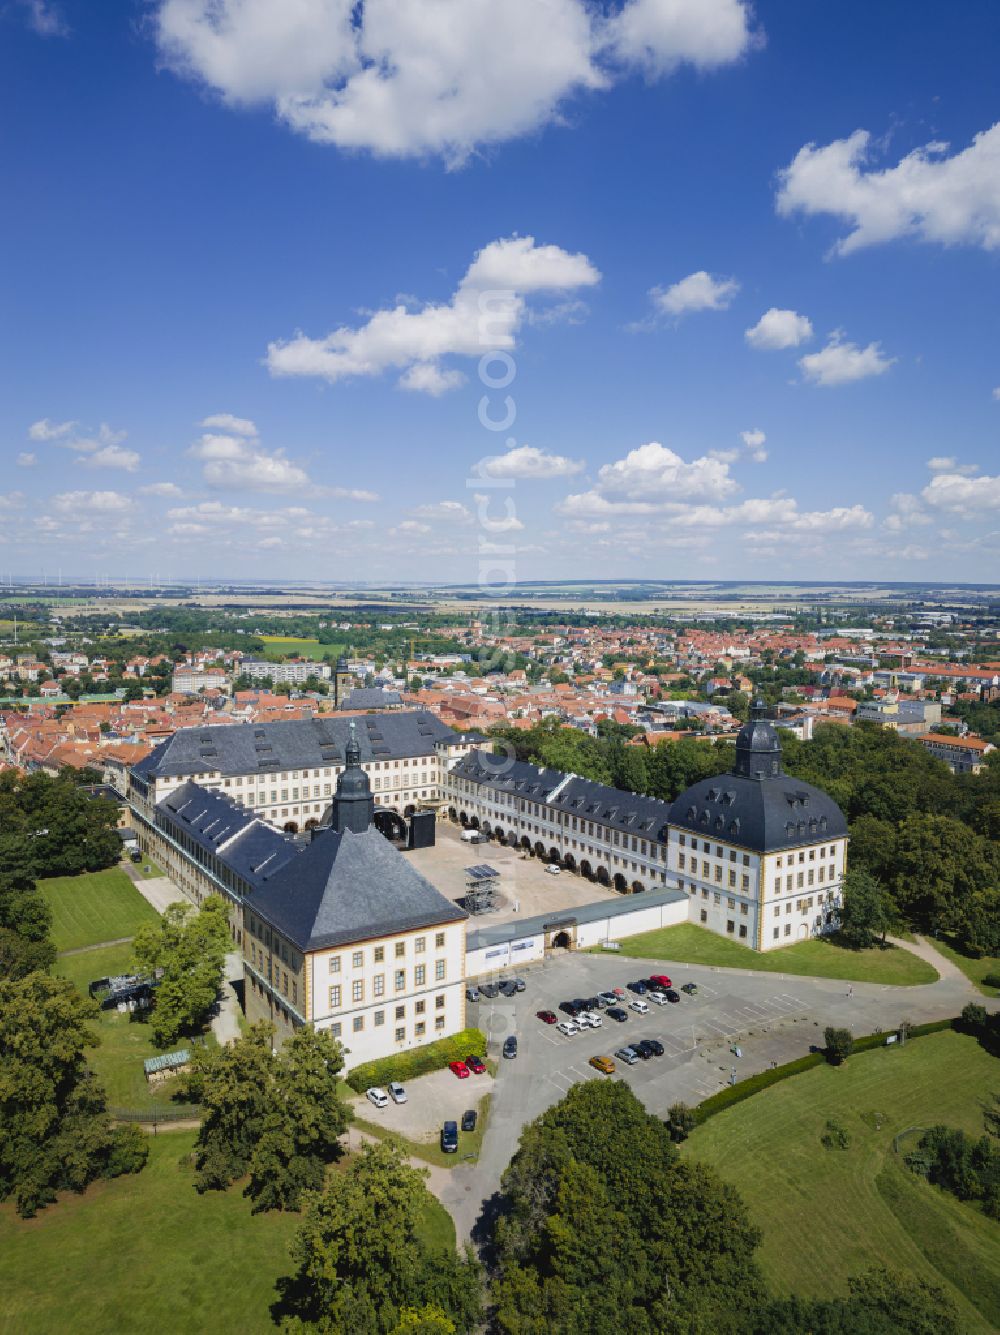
[917,732,994,774]
[240,659,332,687]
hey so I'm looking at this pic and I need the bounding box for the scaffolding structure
[464,863,500,915]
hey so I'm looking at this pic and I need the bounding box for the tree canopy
[132,895,231,1046]
[0,972,147,1216]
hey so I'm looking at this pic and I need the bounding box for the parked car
[643,1038,665,1056]
[647,991,668,1006]
[607,1007,628,1023]
[545,864,562,875]
[582,1011,603,1028]
[589,1055,616,1075]
[632,1040,654,1060]
[560,1000,581,1017]
[513,977,526,992]
[461,1109,477,1132]
[499,980,518,997]
[449,1060,470,1079]
[649,974,672,990]
[556,1020,580,1036]
[597,991,618,1007]
[441,1120,459,1152]
[480,982,499,999]
[615,1047,639,1066]
[627,980,648,995]
[366,1087,389,1109]
[128,848,143,863]
[465,986,481,1003]
[680,982,698,995]
[388,1082,407,1104]
[466,1054,486,1075]
[665,989,680,1003]
[537,1009,557,1024]
[460,829,484,843]
[503,1036,518,1059]
[572,998,589,1012]
[629,999,649,1015]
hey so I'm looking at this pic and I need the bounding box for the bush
[345,1027,488,1094]
[824,1026,854,1065]
[983,973,1000,990]
[667,1102,696,1142]
[821,1118,851,1150]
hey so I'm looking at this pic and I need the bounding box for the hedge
[694,1018,958,1124]
[345,1026,488,1093]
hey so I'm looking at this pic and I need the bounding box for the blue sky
[2,0,999,584]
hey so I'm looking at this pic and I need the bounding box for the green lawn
[259,636,341,662]
[683,1030,1000,1333]
[127,857,164,881]
[0,1133,457,1335]
[40,869,159,952]
[601,922,938,985]
[53,942,201,1112]
[931,938,1000,997]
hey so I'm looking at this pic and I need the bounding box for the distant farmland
[258,636,341,662]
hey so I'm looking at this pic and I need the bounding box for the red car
[537,1010,557,1025]
[466,1054,486,1074]
[649,974,672,990]
[449,1060,470,1079]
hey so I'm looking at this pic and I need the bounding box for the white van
[628,999,649,1015]
[460,829,484,843]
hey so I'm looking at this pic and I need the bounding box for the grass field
[0,1132,456,1335]
[601,922,938,985]
[53,942,195,1111]
[40,869,159,952]
[683,1030,1000,1333]
[128,857,164,881]
[932,938,1000,997]
[259,636,342,662]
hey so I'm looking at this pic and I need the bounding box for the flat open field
[682,1030,1000,1333]
[0,1131,456,1335]
[601,922,938,985]
[40,869,159,952]
[258,635,341,661]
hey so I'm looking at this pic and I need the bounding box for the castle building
[666,703,848,950]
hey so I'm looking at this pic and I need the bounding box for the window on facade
[726,919,735,934]
[435,960,446,981]
[374,1009,384,1026]
[394,970,405,990]
[435,1015,446,1030]
[395,941,405,958]
[728,870,736,887]
[728,897,735,909]
[329,984,341,1009]
[415,964,426,987]
[700,908,708,923]
[435,932,445,948]
[740,902,748,915]
[352,950,363,968]
[329,956,341,974]
[395,1026,405,1041]
[373,974,384,997]
[353,1016,364,1032]
[415,1021,426,1036]
[435,994,445,1009]
[741,874,749,891]
[415,936,425,954]
[331,1022,342,1037]
[773,928,779,940]
[784,924,791,937]
[739,924,748,939]
[374,946,384,963]
[352,980,364,1003]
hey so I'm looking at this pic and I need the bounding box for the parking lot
[438,943,976,1241]
[348,1063,495,1146]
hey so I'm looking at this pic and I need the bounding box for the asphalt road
[437,942,979,1244]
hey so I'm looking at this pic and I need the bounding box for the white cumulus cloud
[479,445,585,480]
[798,333,895,387]
[156,0,756,163]
[78,444,141,472]
[922,470,1000,515]
[201,412,258,436]
[650,270,739,317]
[776,122,1000,256]
[29,418,77,441]
[187,422,314,492]
[595,441,741,501]
[266,235,600,392]
[139,482,185,497]
[745,307,813,349]
[52,490,132,514]
[740,428,768,462]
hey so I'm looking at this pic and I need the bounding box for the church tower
[333,654,353,708]
[329,723,375,834]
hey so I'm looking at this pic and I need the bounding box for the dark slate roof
[156,780,303,888]
[339,687,402,710]
[246,825,468,951]
[450,751,672,842]
[133,710,458,780]
[668,773,847,852]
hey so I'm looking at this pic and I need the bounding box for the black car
[499,980,518,997]
[572,997,589,1011]
[479,982,499,999]
[665,989,680,1003]
[627,980,648,995]
[607,1007,628,1022]
[461,1109,477,1132]
[632,1040,654,1060]
[503,1035,518,1059]
[560,1000,581,1017]
[643,1038,665,1056]
[441,1120,459,1153]
[584,996,602,1011]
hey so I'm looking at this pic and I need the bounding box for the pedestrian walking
[847,984,853,998]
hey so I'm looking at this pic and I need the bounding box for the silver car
[388,1081,407,1104]
[614,1047,639,1066]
